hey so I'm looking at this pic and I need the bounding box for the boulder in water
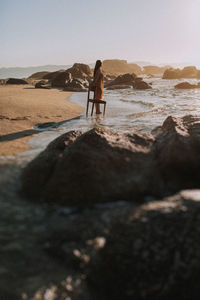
[175,82,200,89]
[105,73,151,89]
[162,68,182,79]
[105,73,137,87]
[180,66,198,78]
[133,78,152,89]
[163,66,200,79]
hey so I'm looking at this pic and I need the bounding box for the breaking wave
[120,98,154,107]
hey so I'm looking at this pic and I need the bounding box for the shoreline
[0,85,84,157]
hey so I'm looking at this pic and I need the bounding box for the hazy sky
[1,0,200,67]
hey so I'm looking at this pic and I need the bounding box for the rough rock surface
[29,71,50,79]
[6,78,28,84]
[103,59,142,75]
[163,66,200,79]
[143,65,170,75]
[0,162,137,300]
[64,78,89,92]
[43,70,65,80]
[133,78,152,89]
[51,71,72,87]
[105,73,151,89]
[35,80,51,89]
[66,63,93,80]
[21,115,200,206]
[88,190,200,299]
[105,73,137,87]
[175,81,200,89]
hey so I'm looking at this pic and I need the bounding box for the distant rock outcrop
[88,189,200,299]
[163,66,200,79]
[175,82,200,89]
[6,78,28,84]
[143,65,170,75]
[163,68,182,79]
[21,115,200,206]
[103,59,142,75]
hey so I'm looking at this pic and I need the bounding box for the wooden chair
[86,87,106,116]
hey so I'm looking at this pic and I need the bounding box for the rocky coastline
[1,114,200,299]
[1,60,200,299]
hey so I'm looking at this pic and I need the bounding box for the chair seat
[88,98,106,104]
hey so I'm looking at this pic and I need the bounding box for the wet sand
[0,85,84,156]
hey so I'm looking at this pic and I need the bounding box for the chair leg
[91,103,95,116]
[103,103,106,116]
[86,101,89,116]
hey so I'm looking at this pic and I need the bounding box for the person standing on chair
[93,60,104,114]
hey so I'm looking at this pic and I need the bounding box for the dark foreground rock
[175,81,200,89]
[21,115,200,206]
[0,162,136,300]
[88,190,200,299]
[6,78,28,84]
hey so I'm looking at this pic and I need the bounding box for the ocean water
[18,77,200,160]
[71,77,200,131]
[0,77,200,297]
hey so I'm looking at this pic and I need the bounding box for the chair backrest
[88,86,94,102]
[87,87,91,102]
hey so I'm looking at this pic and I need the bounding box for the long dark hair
[94,60,102,77]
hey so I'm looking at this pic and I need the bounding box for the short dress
[93,69,104,100]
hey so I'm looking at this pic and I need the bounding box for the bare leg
[95,103,101,114]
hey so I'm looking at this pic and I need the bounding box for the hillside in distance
[0,65,72,79]
[0,60,195,79]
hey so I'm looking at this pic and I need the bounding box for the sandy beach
[0,85,84,156]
